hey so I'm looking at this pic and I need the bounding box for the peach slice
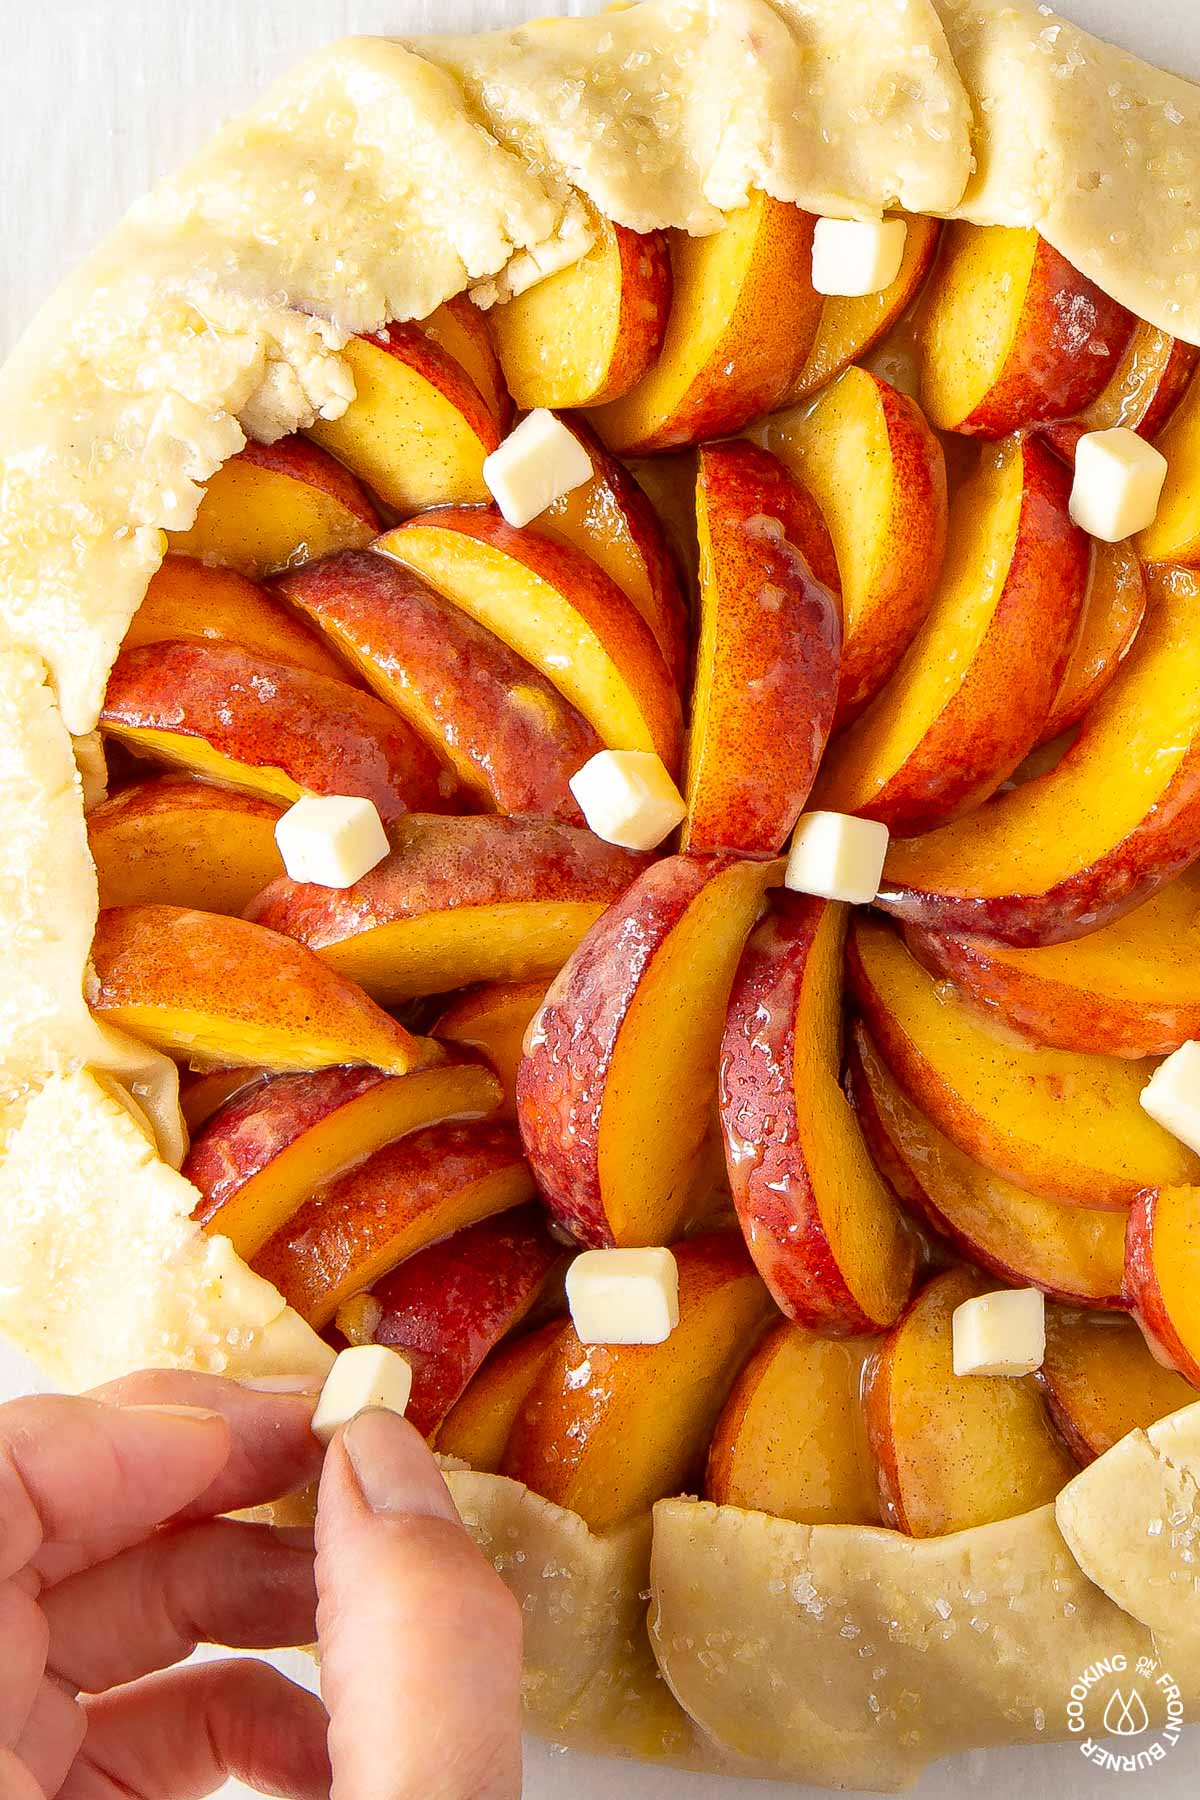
[1136,364,1200,566]
[785,215,941,405]
[849,1022,1126,1307]
[333,1204,561,1433]
[126,556,349,682]
[682,441,841,856]
[919,225,1134,437]
[591,192,821,454]
[187,1059,499,1262]
[435,1319,564,1472]
[308,323,503,514]
[1039,1307,1197,1465]
[92,904,437,1081]
[432,979,547,1119]
[255,1120,534,1333]
[518,854,778,1248]
[178,1068,264,1135]
[378,509,682,769]
[101,641,457,821]
[847,916,1200,1208]
[247,813,648,1005]
[537,417,689,688]
[879,567,1200,944]
[863,1266,1077,1536]
[1038,542,1146,743]
[705,1321,879,1526]
[491,210,672,410]
[903,864,1200,1060]
[502,1232,774,1532]
[87,778,284,916]
[815,435,1088,833]
[419,294,513,432]
[1042,321,1198,464]
[273,550,598,821]
[168,436,379,577]
[721,897,916,1332]
[1125,1185,1200,1384]
[765,368,947,730]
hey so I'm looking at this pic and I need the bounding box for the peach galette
[5,0,1200,1787]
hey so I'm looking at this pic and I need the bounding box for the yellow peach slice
[87,778,284,915]
[168,437,379,577]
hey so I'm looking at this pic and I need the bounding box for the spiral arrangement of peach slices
[89,192,1200,1541]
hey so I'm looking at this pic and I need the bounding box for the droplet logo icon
[1102,1688,1150,1737]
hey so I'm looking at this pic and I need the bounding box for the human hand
[0,1370,522,1799]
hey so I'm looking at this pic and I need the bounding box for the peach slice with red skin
[420,294,513,432]
[187,1060,500,1262]
[434,1319,564,1472]
[1038,1306,1198,1466]
[1037,542,1146,744]
[517,854,778,1248]
[919,224,1135,437]
[879,566,1200,945]
[814,435,1088,834]
[247,813,649,1005]
[432,980,547,1120]
[101,641,458,822]
[682,441,841,857]
[1136,365,1200,565]
[333,1203,562,1435]
[87,778,284,916]
[720,896,916,1333]
[168,436,380,577]
[1125,1185,1200,1384]
[1041,321,1199,465]
[179,1069,265,1136]
[127,556,349,682]
[785,215,941,406]
[863,1266,1078,1537]
[273,550,599,822]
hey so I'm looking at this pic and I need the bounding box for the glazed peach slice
[785,215,940,406]
[308,322,503,514]
[435,1319,563,1472]
[863,1267,1077,1537]
[255,1120,535,1333]
[904,864,1200,1060]
[91,905,436,1080]
[187,1059,499,1261]
[919,224,1134,437]
[682,441,841,856]
[1136,364,1200,566]
[720,897,916,1332]
[1039,1307,1197,1466]
[1037,542,1146,743]
[87,778,284,915]
[847,917,1200,1208]
[518,854,778,1248]
[379,509,682,768]
[101,642,456,821]
[814,436,1088,834]
[248,813,647,1005]
[168,436,379,577]
[126,556,348,681]
[849,1023,1126,1308]
[178,1068,265,1135]
[273,550,598,821]
[1125,1186,1200,1384]
[333,1204,562,1434]
[765,368,947,730]
[879,567,1200,944]
[705,1321,879,1526]
[1042,321,1198,464]
[433,979,547,1119]
[491,209,672,410]
[591,192,821,454]
[502,1233,775,1532]
[419,294,513,432]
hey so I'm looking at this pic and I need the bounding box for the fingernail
[341,1407,460,1522]
[238,1374,323,1395]
[123,1404,225,1426]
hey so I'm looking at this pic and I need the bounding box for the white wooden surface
[1,0,1197,1793]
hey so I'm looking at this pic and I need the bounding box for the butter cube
[952,1289,1045,1378]
[1070,428,1168,542]
[312,1344,413,1446]
[812,217,908,297]
[274,794,388,888]
[566,1247,680,1346]
[483,408,594,527]
[785,810,890,905]
[569,749,686,850]
[1140,1041,1200,1155]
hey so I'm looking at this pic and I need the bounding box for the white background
[1,1,1197,1794]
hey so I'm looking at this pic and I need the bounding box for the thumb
[314,1409,523,1800]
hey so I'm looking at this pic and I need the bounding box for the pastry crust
[3,0,1200,1780]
